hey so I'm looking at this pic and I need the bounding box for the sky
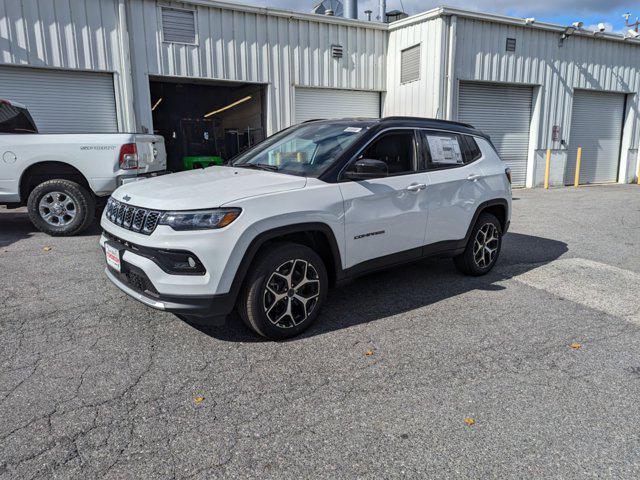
[242,0,639,35]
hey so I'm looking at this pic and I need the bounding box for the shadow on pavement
[185,232,568,342]
[0,209,101,247]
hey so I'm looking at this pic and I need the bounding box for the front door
[338,130,429,270]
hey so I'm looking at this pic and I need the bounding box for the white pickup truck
[0,99,166,236]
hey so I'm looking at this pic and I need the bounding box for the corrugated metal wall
[0,0,121,71]
[128,0,388,135]
[454,17,640,151]
[384,17,445,118]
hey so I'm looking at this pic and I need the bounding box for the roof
[390,5,640,45]
[304,116,490,140]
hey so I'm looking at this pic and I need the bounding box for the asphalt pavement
[1,184,639,479]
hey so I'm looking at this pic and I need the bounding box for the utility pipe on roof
[344,0,357,19]
[379,0,386,22]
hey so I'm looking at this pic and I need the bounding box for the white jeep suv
[100,117,512,339]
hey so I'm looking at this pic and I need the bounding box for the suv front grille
[105,198,162,235]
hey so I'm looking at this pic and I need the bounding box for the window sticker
[427,135,463,164]
[344,127,362,133]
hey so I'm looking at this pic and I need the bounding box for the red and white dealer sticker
[105,243,121,272]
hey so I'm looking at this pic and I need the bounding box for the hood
[112,166,307,211]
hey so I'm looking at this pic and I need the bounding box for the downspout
[445,15,457,120]
[115,0,136,132]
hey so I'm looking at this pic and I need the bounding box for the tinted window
[0,103,37,134]
[356,131,415,175]
[461,136,482,164]
[420,131,465,169]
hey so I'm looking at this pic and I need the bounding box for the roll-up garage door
[458,82,533,186]
[295,88,380,123]
[565,91,624,185]
[0,66,117,133]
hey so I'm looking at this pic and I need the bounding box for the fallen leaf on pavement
[43,246,52,252]
[194,396,205,405]
[364,350,374,357]
[464,417,475,426]
[570,342,582,350]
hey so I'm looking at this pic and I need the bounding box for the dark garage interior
[149,78,265,172]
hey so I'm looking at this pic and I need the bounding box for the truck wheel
[27,179,96,236]
[453,212,503,276]
[238,242,328,340]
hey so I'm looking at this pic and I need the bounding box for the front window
[231,122,369,177]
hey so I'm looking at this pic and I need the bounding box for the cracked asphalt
[1,184,640,479]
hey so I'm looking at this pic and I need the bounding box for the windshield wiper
[234,163,279,172]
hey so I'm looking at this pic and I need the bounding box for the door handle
[406,183,427,192]
[466,173,482,181]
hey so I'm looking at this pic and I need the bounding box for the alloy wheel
[263,259,320,328]
[39,191,77,227]
[473,223,499,268]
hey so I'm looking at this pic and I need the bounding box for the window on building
[161,7,197,44]
[400,44,421,84]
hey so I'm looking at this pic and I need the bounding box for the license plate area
[105,242,124,272]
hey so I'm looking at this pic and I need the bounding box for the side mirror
[343,158,388,180]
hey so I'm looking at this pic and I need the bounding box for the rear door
[421,131,488,245]
[338,129,429,269]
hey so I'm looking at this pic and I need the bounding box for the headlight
[159,208,241,231]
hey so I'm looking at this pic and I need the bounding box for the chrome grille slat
[105,198,162,235]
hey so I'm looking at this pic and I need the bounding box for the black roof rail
[380,116,475,129]
[302,118,326,123]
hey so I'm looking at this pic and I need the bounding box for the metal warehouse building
[1,0,639,187]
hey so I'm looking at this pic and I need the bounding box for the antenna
[624,12,639,32]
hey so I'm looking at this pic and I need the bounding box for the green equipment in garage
[182,155,224,170]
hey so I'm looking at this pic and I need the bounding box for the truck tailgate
[135,135,166,174]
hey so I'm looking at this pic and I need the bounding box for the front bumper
[104,267,234,318]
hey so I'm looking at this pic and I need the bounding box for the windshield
[231,122,369,177]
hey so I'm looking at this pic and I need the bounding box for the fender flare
[224,222,343,306]
[462,198,510,244]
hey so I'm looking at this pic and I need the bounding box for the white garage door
[295,88,380,123]
[0,67,117,133]
[565,91,624,185]
[458,82,533,186]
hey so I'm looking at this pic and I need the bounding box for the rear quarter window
[461,136,482,164]
[0,103,38,134]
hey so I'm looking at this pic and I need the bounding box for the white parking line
[506,258,640,323]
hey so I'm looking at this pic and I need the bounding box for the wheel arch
[227,222,344,306]
[19,161,91,203]
[464,198,510,243]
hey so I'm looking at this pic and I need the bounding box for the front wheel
[27,179,95,236]
[453,212,503,276]
[238,242,328,340]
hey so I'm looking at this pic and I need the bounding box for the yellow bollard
[574,147,582,187]
[544,149,551,189]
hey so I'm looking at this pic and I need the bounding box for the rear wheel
[238,242,328,340]
[27,179,95,236]
[453,212,502,276]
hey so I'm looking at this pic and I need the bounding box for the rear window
[0,103,38,134]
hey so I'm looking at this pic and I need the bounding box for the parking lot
[0,184,639,478]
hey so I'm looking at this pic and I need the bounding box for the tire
[453,212,503,276]
[27,179,96,236]
[238,242,328,340]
